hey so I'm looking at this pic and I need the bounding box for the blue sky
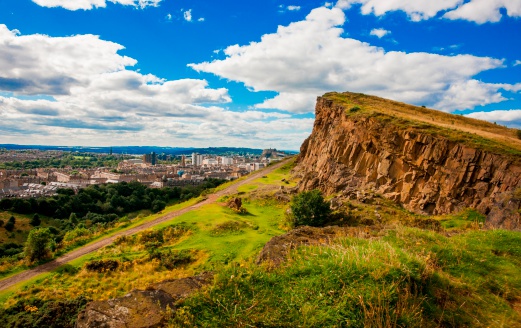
[0,0,519,150]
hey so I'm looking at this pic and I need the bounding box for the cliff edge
[295,92,521,229]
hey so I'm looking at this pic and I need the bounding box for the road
[0,159,290,292]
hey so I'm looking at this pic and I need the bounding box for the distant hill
[0,145,270,156]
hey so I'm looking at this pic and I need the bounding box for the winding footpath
[0,159,290,292]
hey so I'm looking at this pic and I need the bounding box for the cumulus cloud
[189,7,514,113]
[32,0,162,11]
[514,60,521,66]
[287,5,301,11]
[465,109,521,128]
[0,24,307,149]
[370,28,390,38]
[335,0,521,23]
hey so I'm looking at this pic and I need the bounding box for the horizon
[0,0,519,149]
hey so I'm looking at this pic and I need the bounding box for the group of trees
[0,179,225,222]
[0,179,226,263]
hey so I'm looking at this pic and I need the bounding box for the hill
[295,92,521,229]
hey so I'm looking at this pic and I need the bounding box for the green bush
[4,221,14,232]
[290,189,331,227]
[30,214,41,227]
[24,228,54,262]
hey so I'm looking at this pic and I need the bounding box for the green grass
[438,208,486,230]
[171,227,521,327]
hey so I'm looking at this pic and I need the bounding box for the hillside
[295,92,521,229]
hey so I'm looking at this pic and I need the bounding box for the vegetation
[1,158,520,327]
[170,227,521,327]
[0,153,130,169]
[24,228,54,263]
[290,189,331,227]
[327,92,521,159]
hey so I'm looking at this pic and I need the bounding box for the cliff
[295,92,521,229]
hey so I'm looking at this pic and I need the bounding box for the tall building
[142,152,157,165]
[192,152,202,166]
[181,155,186,167]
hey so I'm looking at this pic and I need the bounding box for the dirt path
[0,160,290,292]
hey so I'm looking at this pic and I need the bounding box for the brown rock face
[76,272,213,328]
[295,95,521,229]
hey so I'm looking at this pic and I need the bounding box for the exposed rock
[76,272,213,328]
[295,93,521,229]
[226,197,243,212]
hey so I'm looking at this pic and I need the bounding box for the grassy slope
[3,158,521,327]
[324,92,521,158]
[174,227,521,327]
[0,162,292,307]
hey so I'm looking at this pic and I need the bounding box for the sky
[0,0,519,150]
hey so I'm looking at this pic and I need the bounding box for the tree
[8,216,15,224]
[290,190,331,227]
[69,212,79,225]
[24,228,54,262]
[30,214,41,227]
[151,199,166,213]
[4,221,14,232]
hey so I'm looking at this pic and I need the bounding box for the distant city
[0,145,295,199]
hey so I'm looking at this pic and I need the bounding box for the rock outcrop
[76,272,213,328]
[295,92,521,229]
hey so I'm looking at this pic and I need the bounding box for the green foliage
[147,248,193,270]
[0,243,24,258]
[151,199,166,213]
[8,215,15,224]
[24,228,54,262]
[30,214,41,227]
[350,106,361,112]
[0,295,90,328]
[290,189,331,227]
[4,221,14,232]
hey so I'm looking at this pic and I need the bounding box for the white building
[192,153,203,167]
[221,157,233,165]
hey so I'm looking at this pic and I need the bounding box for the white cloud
[189,7,514,113]
[166,13,172,21]
[32,0,162,11]
[443,0,521,24]
[335,0,521,23]
[0,24,308,149]
[465,109,521,128]
[369,28,390,38]
[514,60,521,66]
[198,17,205,22]
[183,9,192,22]
[287,5,301,11]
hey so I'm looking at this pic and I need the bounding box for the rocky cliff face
[295,93,521,229]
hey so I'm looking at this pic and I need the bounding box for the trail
[0,160,290,292]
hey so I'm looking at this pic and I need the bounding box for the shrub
[290,190,331,227]
[147,248,193,270]
[349,106,361,113]
[30,214,41,227]
[25,228,54,262]
[4,221,14,232]
[517,129,521,140]
[8,215,15,224]
[85,259,120,272]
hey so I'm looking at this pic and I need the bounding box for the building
[192,153,202,167]
[143,152,157,165]
[181,155,186,167]
[221,157,233,165]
